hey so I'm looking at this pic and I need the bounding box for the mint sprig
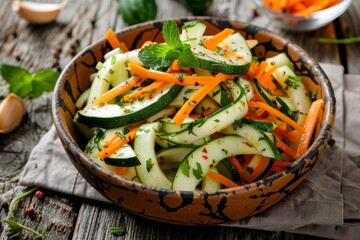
[138,19,198,71]
[0,64,59,99]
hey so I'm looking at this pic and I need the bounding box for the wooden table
[1,0,359,239]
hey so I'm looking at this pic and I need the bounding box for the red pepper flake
[202,155,208,160]
[194,82,199,86]
[202,148,208,153]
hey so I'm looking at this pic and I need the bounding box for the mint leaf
[178,44,198,68]
[138,19,198,71]
[138,44,172,71]
[0,64,59,99]
[162,19,182,48]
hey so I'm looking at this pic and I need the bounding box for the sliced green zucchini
[238,77,254,101]
[168,85,201,108]
[172,135,259,191]
[104,144,140,167]
[216,158,241,182]
[272,65,311,125]
[78,84,183,129]
[221,122,282,160]
[180,20,207,43]
[191,32,252,74]
[266,52,294,71]
[252,78,276,108]
[161,80,248,145]
[134,122,172,189]
[275,96,295,120]
[75,88,90,109]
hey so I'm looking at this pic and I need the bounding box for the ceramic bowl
[254,0,352,31]
[52,17,335,225]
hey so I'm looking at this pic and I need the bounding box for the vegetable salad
[74,19,323,191]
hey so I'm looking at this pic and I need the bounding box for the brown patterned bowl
[52,17,335,225]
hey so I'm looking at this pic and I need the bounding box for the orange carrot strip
[275,137,297,159]
[259,65,278,90]
[102,134,118,148]
[202,28,235,51]
[106,28,128,52]
[296,99,324,158]
[272,159,292,168]
[248,61,259,77]
[248,101,305,133]
[169,60,180,72]
[253,61,268,79]
[274,126,301,144]
[116,167,128,175]
[128,63,218,86]
[95,76,142,106]
[173,73,229,126]
[97,127,138,159]
[206,170,239,188]
[123,81,166,101]
[227,156,244,178]
[246,156,270,183]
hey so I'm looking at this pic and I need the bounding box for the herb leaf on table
[0,64,59,99]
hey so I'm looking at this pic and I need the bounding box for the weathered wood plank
[0,186,78,240]
[338,0,360,74]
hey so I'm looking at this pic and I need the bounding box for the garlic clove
[12,0,67,25]
[0,94,26,134]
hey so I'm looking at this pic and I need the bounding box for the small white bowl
[254,0,352,31]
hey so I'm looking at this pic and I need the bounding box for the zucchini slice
[134,122,172,189]
[221,122,282,160]
[190,32,252,74]
[161,80,248,145]
[172,135,259,191]
[78,84,183,129]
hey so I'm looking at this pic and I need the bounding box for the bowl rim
[52,16,336,197]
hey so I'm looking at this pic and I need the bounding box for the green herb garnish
[3,187,46,240]
[0,64,59,99]
[318,36,360,44]
[109,226,126,236]
[138,19,198,71]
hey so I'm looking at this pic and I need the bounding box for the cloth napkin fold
[19,63,360,239]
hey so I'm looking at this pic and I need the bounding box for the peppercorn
[35,190,45,200]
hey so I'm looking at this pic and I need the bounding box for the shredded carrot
[248,61,259,77]
[248,101,305,133]
[123,81,166,101]
[102,133,118,148]
[116,167,128,175]
[274,126,301,144]
[296,99,324,158]
[246,157,270,183]
[202,28,235,51]
[128,63,222,86]
[169,60,180,72]
[227,156,244,178]
[97,127,138,159]
[263,0,340,18]
[275,137,297,159]
[95,76,142,106]
[259,65,278,90]
[253,61,268,79]
[106,28,128,52]
[206,170,239,188]
[172,73,229,126]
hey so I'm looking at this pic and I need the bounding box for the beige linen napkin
[19,63,360,239]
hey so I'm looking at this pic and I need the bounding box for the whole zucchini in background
[119,0,157,26]
[180,0,213,15]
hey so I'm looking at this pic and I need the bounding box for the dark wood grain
[0,0,358,239]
